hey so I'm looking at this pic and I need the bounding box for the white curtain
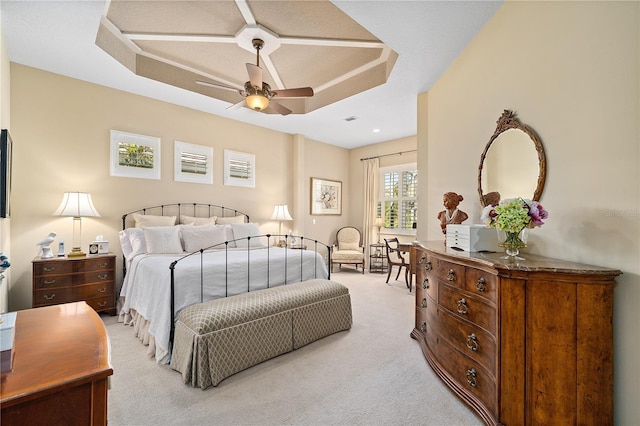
[362,158,380,270]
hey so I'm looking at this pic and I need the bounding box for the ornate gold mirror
[478,110,546,207]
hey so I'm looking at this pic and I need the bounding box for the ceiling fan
[197,38,314,116]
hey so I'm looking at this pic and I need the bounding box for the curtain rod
[360,149,417,161]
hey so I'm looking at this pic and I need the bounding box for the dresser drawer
[76,282,114,299]
[438,283,496,336]
[415,306,428,338]
[85,296,114,312]
[435,338,497,416]
[427,255,465,288]
[33,287,76,307]
[436,306,496,376]
[33,261,73,276]
[33,270,115,289]
[464,267,497,303]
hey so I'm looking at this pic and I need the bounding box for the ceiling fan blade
[246,63,262,88]
[196,80,239,92]
[266,100,292,116]
[271,87,314,98]
[226,99,246,111]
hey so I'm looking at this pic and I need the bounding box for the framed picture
[0,129,12,218]
[310,177,342,215]
[110,130,161,180]
[224,150,255,188]
[174,141,213,184]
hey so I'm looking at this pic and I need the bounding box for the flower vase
[496,228,528,260]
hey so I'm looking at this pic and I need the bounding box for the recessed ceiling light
[373,128,380,133]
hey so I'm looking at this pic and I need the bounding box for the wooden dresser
[0,301,113,425]
[32,254,116,315]
[411,241,620,426]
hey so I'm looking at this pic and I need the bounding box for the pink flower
[528,201,548,227]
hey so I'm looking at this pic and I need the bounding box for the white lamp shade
[54,192,101,217]
[374,217,385,228]
[270,204,293,221]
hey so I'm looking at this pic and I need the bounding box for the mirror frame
[478,110,547,207]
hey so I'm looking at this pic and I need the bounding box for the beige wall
[0,13,10,313]
[419,1,639,422]
[8,64,358,311]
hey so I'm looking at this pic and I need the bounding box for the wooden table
[1,302,113,425]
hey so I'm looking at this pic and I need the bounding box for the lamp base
[68,247,86,258]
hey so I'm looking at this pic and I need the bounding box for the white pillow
[230,223,266,248]
[180,225,228,252]
[216,215,246,225]
[128,228,147,258]
[180,215,217,226]
[222,224,236,248]
[143,226,184,254]
[133,213,176,228]
[119,229,134,260]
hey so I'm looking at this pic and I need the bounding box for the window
[379,164,417,234]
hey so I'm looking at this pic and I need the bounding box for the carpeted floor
[102,270,483,426]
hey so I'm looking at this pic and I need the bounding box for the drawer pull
[97,301,108,307]
[43,279,56,285]
[421,298,427,308]
[43,266,56,272]
[98,287,107,293]
[422,278,429,290]
[421,321,426,333]
[98,274,108,280]
[457,298,468,315]
[99,262,108,268]
[466,333,479,351]
[418,255,426,265]
[425,261,432,271]
[43,294,56,301]
[466,368,477,387]
[476,277,487,292]
[447,269,456,281]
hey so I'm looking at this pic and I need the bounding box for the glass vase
[496,228,528,260]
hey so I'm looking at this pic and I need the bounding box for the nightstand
[32,254,117,315]
[369,243,387,273]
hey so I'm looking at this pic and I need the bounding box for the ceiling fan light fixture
[246,94,269,111]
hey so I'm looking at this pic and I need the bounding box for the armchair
[331,226,365,273]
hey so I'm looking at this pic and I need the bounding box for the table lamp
[374,217,385,243]
[270,204,292,247]
[54,192,101,257]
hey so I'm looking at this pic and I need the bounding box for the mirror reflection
[478,110,546,207]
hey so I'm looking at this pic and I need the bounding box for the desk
[398,242,416,291]
[1,302,113,425]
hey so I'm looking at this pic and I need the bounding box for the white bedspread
[119,247,328,363]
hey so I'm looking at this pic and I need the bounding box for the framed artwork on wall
[110,130,161,180]
[223,150,255,188]
[310,177,342,215]
[174,141,213,184]
[0,129,12,218]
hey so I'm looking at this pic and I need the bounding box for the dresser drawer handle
[97,301,108,307]
[422,278,429,290]
[98,287,107,293]
[43,294,56,301]
[98,274,108,280]
[466,333,479,351]
[421,321,426,333]
[466,368,477,387]
[43,279,56,285]
[418,255,426,265]
[425,261,432,271]
[421,298,427,308]
[98,262,108,268]
[476,277,487,292]
[457,298,468,315]
[447,269,456,281]
[43,266,56,272]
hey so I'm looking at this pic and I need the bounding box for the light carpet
[103,270,483,426]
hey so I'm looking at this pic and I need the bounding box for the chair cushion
[333,250,364,262]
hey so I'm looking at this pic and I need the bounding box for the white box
[446,224,500,252]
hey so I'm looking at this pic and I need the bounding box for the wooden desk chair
[384,238,410,289]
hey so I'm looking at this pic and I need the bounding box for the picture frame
[110,130,161,180]
[310,177,342,215]
[224,150,255,188]
[0,129,12,218]
[174,141,213,184]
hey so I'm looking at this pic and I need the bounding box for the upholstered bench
[170,279,352,389]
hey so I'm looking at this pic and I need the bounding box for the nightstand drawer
[77,283,114,299]
[33,287,76,306]
[33,261,74,276]
[33,270,115,289]
[85,296,114,312]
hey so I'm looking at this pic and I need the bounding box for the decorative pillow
[216,215,246,225]
[119,229,134,260]
[133,213,176,228]
[223,224,236,248]
[180,225,228,252]
[180,215,217,226]
[231,223,266,248]
[143,226,184,254]
[128,228,147,258]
